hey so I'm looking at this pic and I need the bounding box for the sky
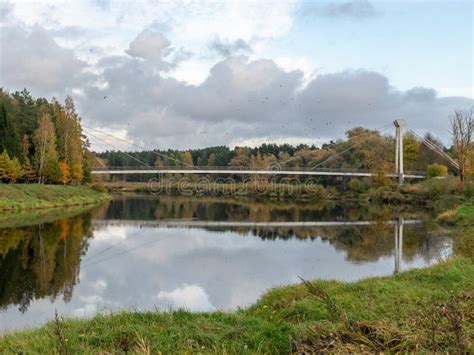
[0,0,473,151]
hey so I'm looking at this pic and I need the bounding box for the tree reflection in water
[0,196,451,313]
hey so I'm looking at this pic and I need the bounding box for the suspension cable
[408,129,460,170]
[276,122,393,167]
[309,125,392,170]
[82,123,198,169]
[84,129,152,168]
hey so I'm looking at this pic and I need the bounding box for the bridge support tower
[394,120,406,186]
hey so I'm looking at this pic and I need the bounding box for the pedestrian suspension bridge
[88,120,459,184]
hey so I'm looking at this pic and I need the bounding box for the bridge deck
[92,219,421,228]
[91,168,425,179]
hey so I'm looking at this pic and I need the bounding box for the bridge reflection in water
[92,217,418,274]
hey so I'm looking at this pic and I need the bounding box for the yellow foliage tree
[70,162,83,184]
[59,161,70,184]
[0,150,23,183]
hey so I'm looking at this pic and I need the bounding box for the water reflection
[0,195,452,331]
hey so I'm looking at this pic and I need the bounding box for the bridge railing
[90,166,425,176]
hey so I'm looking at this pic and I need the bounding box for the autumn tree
[181,151,194,166]
[59,161,70,184]
[0,150,22,183]
[34,109,59,183]
[451,108,474,181]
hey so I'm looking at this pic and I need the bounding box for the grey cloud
[78,51,473,149]
[1,23,472,150]
[209,37,253,57]
[0,25,87,97]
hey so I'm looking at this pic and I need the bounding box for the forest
[0,89,92,184]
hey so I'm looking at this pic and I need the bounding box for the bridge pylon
[394,119,406,185]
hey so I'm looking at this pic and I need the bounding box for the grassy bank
[1,185,472,353]
[101,178,473,207]
[0,184,110,212]
[0,204,103,228]
[0,258,472,353]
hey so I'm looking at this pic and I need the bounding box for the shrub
[348,178,365,193]
[427,164,448,178]
[437,210,458,224]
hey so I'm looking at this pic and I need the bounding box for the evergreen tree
[0,101,21,160]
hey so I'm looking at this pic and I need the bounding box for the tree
[8,157,22,182]
[418,133,446,169]
[70,163,83,184]
[427,164,448,178]
[59,161,70,184]
[207,153,216,166]
[0,150,22,183]
[34,109,59,183]
[42,159,62,183]
[403,132,420,171]
[0,150,11,182]
[20,134,36,182]
[230,147,250,167]
[0,100,21,160]
[451,108,474,181]
[181,151,193,166]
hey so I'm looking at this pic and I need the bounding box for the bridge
[91,218,422,228]
[91,217,419,273]
[87,120,459,184]
[90,166,425,179]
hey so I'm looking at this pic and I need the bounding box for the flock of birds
[97,83,369,143]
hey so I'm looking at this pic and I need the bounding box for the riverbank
[0,257,472,353]
[1,193,472,353]
[0,184,110,211]
[101,178,473,208]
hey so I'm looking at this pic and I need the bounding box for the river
[0,194,453,331]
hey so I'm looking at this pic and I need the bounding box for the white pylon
[394,120,406,185]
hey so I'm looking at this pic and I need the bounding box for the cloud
[126,30,171,61]
[77,48,472,150]
[0,0,13,24]
[0,25,87,96]
[0,19,472,150]
[303,0,377,19]
[156,284,215,311]
[209,37,253,57]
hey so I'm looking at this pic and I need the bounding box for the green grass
[0,204,102,228]
[437,199,474,225]
[1,258,472,353]
[0,184,110,211]
[457,201,474,219]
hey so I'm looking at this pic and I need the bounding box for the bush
[427,164,448,178]
[90,183,108,193]
[462,181,474,198]
[348,178,367,193]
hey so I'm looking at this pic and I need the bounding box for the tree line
[96,125,472,179]
[0,89,92,184]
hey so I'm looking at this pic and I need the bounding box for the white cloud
[156,284,215,312]
[126,29,171,63]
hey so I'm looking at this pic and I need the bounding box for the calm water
[0,195,452,331]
